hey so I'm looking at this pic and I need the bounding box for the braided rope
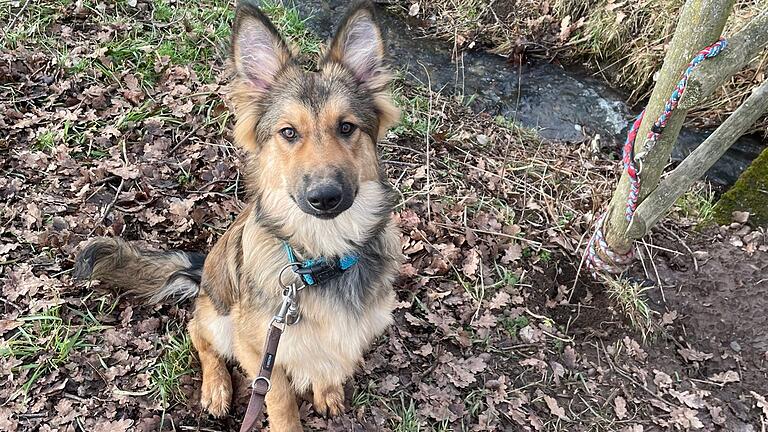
[585,213,635,274]
[622,38,727,221]
[587,38,727,275]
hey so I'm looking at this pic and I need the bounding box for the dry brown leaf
[709,370,740,384]
[677,348,713,363]
[614,395,628,419]
[543,395,568,420]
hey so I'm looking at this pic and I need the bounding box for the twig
[570,228,592,303]
[88,178,125,236]
[92,175,120,186]
[6,0,31,31]
[418,61,433,221]
[641,239,665,303]
[660,225,698,272]
[169,124,205,153]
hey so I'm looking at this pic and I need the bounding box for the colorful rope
[587,38,727,275]
[585,213,635,274]
[622,38,727,221]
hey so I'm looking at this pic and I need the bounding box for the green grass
[392,86,440,137]
[1,0,74,49]
[390,395,424,432]
[152,0,174,21]
[602,275,655,338]
[260,0,322,56]
[538,250,553,263]
[675,183,715,226]
[501,315,529,338]
[351,379,378,409]
[149,326,194,408]
[95,0,233,86]
[34,130,57,151]
[464,388,488,419]
[0,305,107,398]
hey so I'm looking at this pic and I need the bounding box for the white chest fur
[275,290,394,393]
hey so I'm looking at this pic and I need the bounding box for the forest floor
[1,1,767,431]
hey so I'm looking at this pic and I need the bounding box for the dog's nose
[306,184,343,212]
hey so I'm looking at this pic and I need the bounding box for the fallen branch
[602,0,734,255]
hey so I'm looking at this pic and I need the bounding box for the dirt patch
[654,228,768,415]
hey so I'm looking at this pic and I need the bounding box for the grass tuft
[260,0,322,57]
[149,326,194,408]
[0,305,105,398]
[392,85,441,137]
[601,275,656,339]
[34,130,57,152]
[674,183,715,227]
[390,395,423,432]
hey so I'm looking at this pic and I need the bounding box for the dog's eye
[280,127,297,142]
[339,122,356,136]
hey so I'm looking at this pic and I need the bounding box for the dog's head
[229,1,398,236]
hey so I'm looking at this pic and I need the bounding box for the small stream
[294,0,765,187]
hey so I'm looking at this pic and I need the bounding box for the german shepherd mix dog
[74,1,401,430]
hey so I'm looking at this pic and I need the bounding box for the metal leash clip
[272,281,301,326]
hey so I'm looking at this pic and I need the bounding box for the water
[293,0,765,186]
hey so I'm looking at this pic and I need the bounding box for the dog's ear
[231,2,293,90]
[324,2,388,91]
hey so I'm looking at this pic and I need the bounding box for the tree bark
[601,0,734,255]
[626,78,768,237]
[678,10,768,110]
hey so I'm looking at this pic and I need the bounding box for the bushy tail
[73,237,206,304]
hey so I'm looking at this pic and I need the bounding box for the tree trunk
[601,0,734,255]
[626,78,768,237]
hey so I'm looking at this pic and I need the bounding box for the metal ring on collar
[252,376,272,392]
[278,262,302,289]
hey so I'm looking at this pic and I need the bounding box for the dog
[74,1,401,430]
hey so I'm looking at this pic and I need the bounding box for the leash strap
[622,38,727,221]
[239,323,284,432]
[239,241,358,430]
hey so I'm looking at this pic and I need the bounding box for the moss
[713,147,768,227]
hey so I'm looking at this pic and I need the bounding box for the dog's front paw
[200,372,232,418]
[312,385,345,417]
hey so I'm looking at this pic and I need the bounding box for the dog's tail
[73,237,206,304]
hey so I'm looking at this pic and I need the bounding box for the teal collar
[283,242,359,286]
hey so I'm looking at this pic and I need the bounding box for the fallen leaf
[709,370,739,384]
[614,395,627,419]
[678,348,713,363]
[543,395,568,420]
[461,248,480,277]
[488,291,510,309]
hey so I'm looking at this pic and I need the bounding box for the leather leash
[239,322,283,432]
[239,242,355,431]
[239,275,301,432]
